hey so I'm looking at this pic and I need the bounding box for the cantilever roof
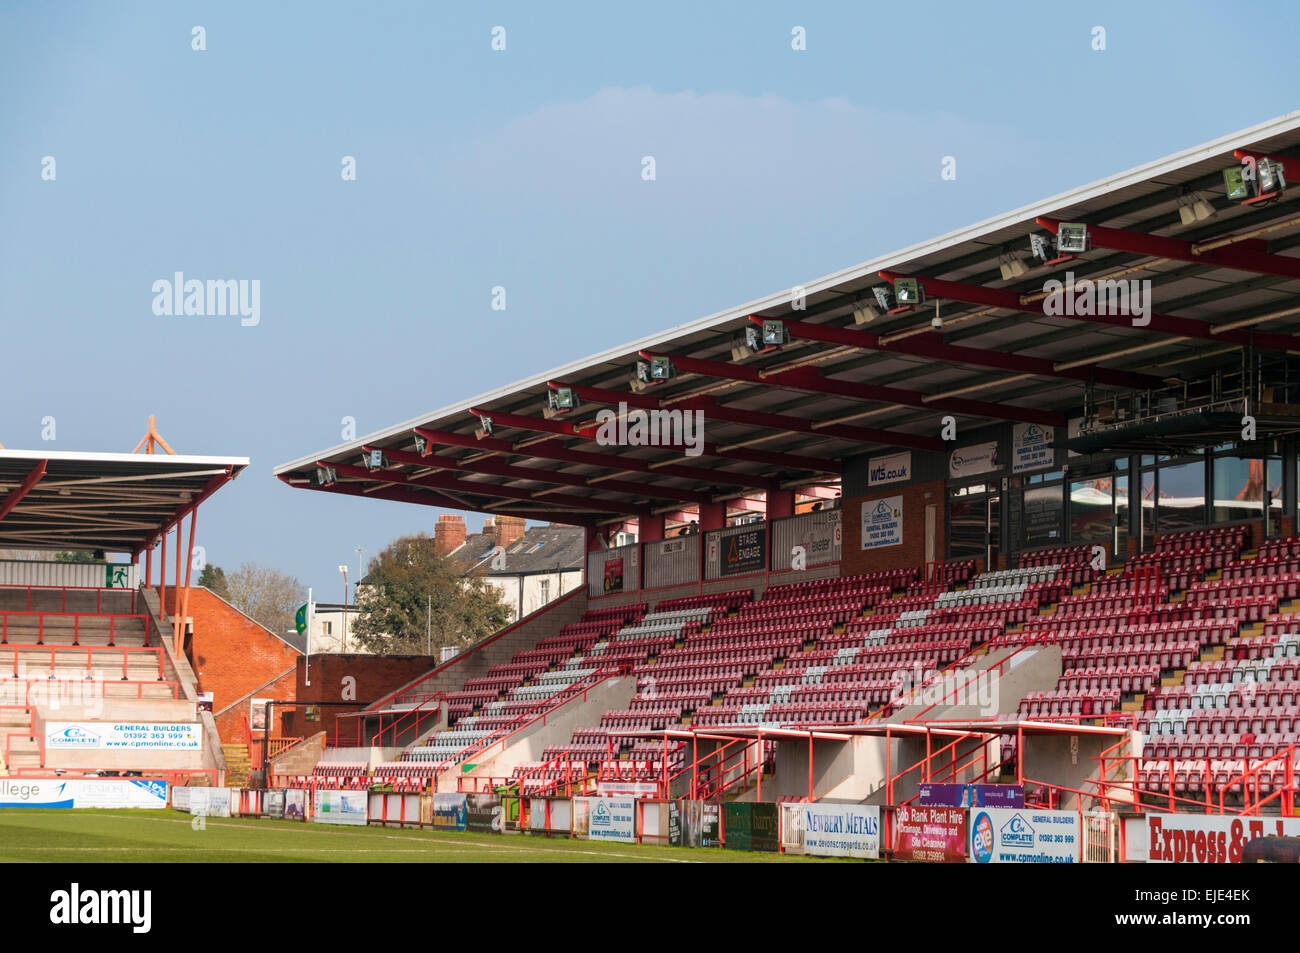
[0,449,248,555]
[276,110,1300,526]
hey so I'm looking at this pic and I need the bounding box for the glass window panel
[1070,479,1111,546]
[1157,461,1205,533]
[1213,456,1261,524]
[1024,485,1063,547]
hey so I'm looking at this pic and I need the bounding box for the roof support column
[699,502,726,532]
[766,490,794,520]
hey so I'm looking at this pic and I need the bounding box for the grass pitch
[0,809,838,863]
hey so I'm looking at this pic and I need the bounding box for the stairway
[222,743,252,786]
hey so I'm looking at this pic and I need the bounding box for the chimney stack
[495,515,526,548]
[433,514,466,556]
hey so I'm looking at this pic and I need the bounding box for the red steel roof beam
[642,350,1059,432]
[0,459,47,521]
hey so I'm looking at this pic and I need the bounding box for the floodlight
[893,277,924,307]
[871,285,895,310]
[636,360,652,383]
[650,356,674,380]
[1056,223,1090,255]
[413,433,428,455]
[311,466,337,488]
[1177,192,1215,225]
[1029,233,1054,263]
[1258,158,1287,196]
[730,329,758,361]
[998,252,1029,280]
[1223,166,1251,202]
[761,320,789,347]
[852,300,880,326]
[361,450,387,471]
[474,415,494,439]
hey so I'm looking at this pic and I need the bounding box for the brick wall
[160,587,302,742]
[840,480,946,576]
[282,654,436,743]
[214,667,296,744]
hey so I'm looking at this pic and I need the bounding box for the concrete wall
[268,731,327,777]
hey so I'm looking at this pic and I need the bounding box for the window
[1024,484,1063,546]
[322,621,333,636]
[1268,458,1283,537]
[1070,479,1110,545]
[538,578,550,603]
[1114,474,1129,558]
[1157,461,1205,533]
[1212,455,1262,524]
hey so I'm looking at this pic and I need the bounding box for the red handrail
[3,643,164,680]
[0,584,139,615]
[361,587,588,713]
[0,611,150,647]
[428,667,625,774]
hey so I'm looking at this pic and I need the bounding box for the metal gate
[1082,810,1117,862]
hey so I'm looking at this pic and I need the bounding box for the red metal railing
[359,586,587,714]
[0,611,150,647]
[426,667,624,775]
[0,585,140,614]
[336,690,448,748]
[2,643,164,680]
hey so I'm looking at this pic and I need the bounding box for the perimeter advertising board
[312,788,367,826]
[968,807,1078,863]
[587,796,635,843]
[797,803,881,859]
[893,805,966,862]
[1135,813,1300,863]
[0,777,168,809]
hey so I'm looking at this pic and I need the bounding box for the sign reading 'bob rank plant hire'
[861,496,903,550]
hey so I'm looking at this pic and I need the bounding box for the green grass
[0,809,839,863]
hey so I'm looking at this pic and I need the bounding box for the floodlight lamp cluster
[1223,159,1287,207]
[311,466,338,488]
[631,356,676,392]
[731,320,790,359]
[543,386,579,419]
[1028,223,1089,266]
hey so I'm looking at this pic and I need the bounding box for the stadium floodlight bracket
[360,449,387,471]
[631,356,675,392]
[851,296,881,326]
[1177,191,1215,225]
[1029,230,1076,266]
[311,466,338,488]
[761,319,790,349]
[412,433,428,456]
[1226,157,1288,207]
[871,284,896,312]
[474,414,494,439]
[543,386,579,419]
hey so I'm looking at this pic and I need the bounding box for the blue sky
[1,1,1297,593]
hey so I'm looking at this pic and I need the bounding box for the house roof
[453,524,586,576]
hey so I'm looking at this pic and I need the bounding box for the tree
[54,551,95,563]
[223,562,305,635]
[352,533,512,656]
[197,564,230,599]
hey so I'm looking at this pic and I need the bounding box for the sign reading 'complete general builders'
[969,807,1078,863]
[45,722,202,750]
[861,495,903,550]
[868,451,912,487]
[587,796,636,843]
[1011,422,1055,474]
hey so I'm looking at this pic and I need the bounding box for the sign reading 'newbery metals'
[721,529,765,575]
[861,496,902,550]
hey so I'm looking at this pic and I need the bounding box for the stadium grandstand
[268,111,1300,860]
[0,422,247,790]
[265,114,1300,860]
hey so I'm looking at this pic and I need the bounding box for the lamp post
[338,565,348,652]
